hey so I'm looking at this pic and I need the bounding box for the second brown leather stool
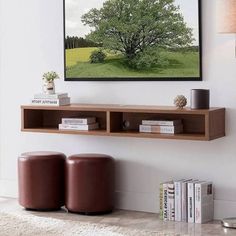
[65,154,115,214]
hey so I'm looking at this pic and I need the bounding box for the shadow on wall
[114,156,202,195]
[225,108,236,137]
[114,158,176,210]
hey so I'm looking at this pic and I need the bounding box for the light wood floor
[0,197,235,236]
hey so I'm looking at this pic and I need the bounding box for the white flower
[42,71,60,82]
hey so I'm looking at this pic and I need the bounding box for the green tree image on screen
[65,0,201,80]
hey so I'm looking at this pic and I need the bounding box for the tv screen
[64,0,202,81]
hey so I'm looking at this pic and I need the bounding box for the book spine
[31,97,70,106]
[160,126,175,134]
[62,118,96,125]
[139,125,183,134]
[59,97,70,106]
[139,125,152,133]
[59,123,98,130]
[195,184,201,224]
[159,183,163,220]
[142,120,181,126]
[187,182,195,223]
[31,99,60,106]
[163,183,168,221]
[59,124,88,130]
[204,183,214,223]
[168,183,175,221]
[174,182,182,221]
[34,93,68,99]
[181,182,187,222]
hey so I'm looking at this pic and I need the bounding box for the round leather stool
[66,154,115,214]
[18,151,66,211]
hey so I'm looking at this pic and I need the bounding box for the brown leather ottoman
[18,151,66,211]
[66,154,115,214]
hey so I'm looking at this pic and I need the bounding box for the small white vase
[43,81,55,94]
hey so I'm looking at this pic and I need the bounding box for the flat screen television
[64,0,202,81]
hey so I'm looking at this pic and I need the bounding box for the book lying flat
[31,97,70,106]
[34,93,68,99]
[142,119,182,126]
[62,117,96,125]
[139,124,183,134]
[58,122,99,131]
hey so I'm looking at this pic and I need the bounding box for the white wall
[1,0,236,219]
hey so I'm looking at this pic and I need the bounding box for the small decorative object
[222,218,236,229]
[174,95,187,108]
[42,71,60,94]
[191,89,210,109]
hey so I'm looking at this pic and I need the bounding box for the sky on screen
[65,0,199,45]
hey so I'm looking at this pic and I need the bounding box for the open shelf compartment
[22,108,107,134]
[21,104,225,141]
[109,112,206,140]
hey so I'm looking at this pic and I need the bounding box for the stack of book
[59,117,99,131]
[31,93,70,106]
[139,119,183,134]
[160,179,213,224]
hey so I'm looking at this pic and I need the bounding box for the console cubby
[110,112,205,134]
[22,107,107,135]
[21,104,225,141]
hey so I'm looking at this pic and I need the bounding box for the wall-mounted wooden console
[21,104,225,141]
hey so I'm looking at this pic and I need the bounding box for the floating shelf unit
[21,104,225,141]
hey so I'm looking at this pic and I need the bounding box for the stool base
[25,207,62,212]
[68,209,113,216]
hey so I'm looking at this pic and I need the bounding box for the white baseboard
[1,179,236,219]
[214,199,236,219]
[0,180,18,198]
[115,192,236,220]
[115,191,158,213]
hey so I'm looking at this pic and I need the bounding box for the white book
[31,97,70,106]
[181,179,192,222]
[142,120,182,126]
[159,183,163,220]
[34,93,68,99]
[58,122,99,131]
[174,179,185,222]
[195,182,214,224]
[162,181,172,221]
[168,182,175,221]
[139,124,183,134]
[62,117,96,125]
[187,180,199,223]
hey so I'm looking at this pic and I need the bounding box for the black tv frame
[63,0,202,82]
